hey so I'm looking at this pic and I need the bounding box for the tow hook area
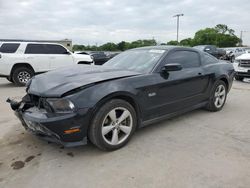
[6,98,21,111]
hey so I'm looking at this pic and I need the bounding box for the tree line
[73,24,241,52]
[73,39,157,52]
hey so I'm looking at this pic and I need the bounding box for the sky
[0,0,250,46]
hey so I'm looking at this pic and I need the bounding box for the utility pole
[173,13,184,43]
[240,31,247,46]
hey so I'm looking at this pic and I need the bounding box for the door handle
[198,72,203,75]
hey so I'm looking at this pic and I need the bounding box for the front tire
[206,80,227,112]
[6,77,14,83]
[88,99,137,151]
[12,67,34,86]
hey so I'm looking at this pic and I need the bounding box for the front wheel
[12,67,34,86]
[6,77,14,83]
[206,81,227,112]
[88,99,137,151]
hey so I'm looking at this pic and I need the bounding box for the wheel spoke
[111,129,119,145]
[219,90,225,97]
[117,110,130,124]
[108,110,117,122]
[215,97,220,106]
[102,125,113,135]
[119,125,131,135]
[219,98,224,105]
[219,85,223,92]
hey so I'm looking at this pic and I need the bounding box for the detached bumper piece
[7,98,87,147]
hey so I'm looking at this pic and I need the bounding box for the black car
[8,46,235,151]
[194,45,226,59]
[77,51,110,65]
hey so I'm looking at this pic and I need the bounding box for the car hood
[72,53,92,60]
[28,65,141,97]
[236,53,250,60]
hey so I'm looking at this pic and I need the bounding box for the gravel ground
[0,78,250,188]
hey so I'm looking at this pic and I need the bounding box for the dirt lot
[0,78,250,188]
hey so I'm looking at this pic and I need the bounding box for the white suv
[0,42,93,85]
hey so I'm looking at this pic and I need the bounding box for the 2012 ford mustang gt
[8,46,235,151]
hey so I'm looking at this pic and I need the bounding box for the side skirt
[140,101,208,128]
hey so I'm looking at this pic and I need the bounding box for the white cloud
[0,0,249,45]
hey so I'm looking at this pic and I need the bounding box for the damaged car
[8,46,235,151]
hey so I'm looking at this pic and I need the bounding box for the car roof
[0,41,63,45]
[131,45,201,53]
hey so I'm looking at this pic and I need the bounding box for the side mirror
[162,63,182,72]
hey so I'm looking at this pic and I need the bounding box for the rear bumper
[14,104,90,147]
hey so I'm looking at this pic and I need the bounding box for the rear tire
[206,80,227,112]
[12,67,34,86]
[88,99,137,151]
[235,75,244,81]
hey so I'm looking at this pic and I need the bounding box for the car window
[25,44,47,54]
[204,47,211,51]
[203,53,218,64]
[45,44,68,54]
[104,49,166,73]
[166,50,200,68]
[0,43,20,53]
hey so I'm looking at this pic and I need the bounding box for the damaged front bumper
[7,98,89,147]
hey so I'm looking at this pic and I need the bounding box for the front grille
[239,60,250,67]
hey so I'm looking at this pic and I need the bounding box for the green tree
[167,40,178,45]
[99,42,118,51]
[192,24,240,47]
[117,41,130,51]
[180,38,193,46]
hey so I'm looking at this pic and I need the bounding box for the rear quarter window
[45,44,68,54]
[0,43,20,53]
[203,53,218,65]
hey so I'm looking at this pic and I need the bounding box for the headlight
[46,99,75,113]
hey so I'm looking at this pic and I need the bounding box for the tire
[206,80,227,112]
[235,75,244,81]
[6,77,14,83]
[12,67,34,86]
[88,99,137,151]
[231,55,235,63]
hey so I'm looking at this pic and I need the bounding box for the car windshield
[103,49,166,73]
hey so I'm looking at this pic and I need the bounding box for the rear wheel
[235,75,244,81]
[206,80,227,112]
[88,99,137,151]
[12,67,34,86]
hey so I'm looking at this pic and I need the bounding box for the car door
[24,43,51,72]
[45,44,74,69]
[142,49,210,120]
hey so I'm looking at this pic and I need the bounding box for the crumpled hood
[28,65,141,97]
